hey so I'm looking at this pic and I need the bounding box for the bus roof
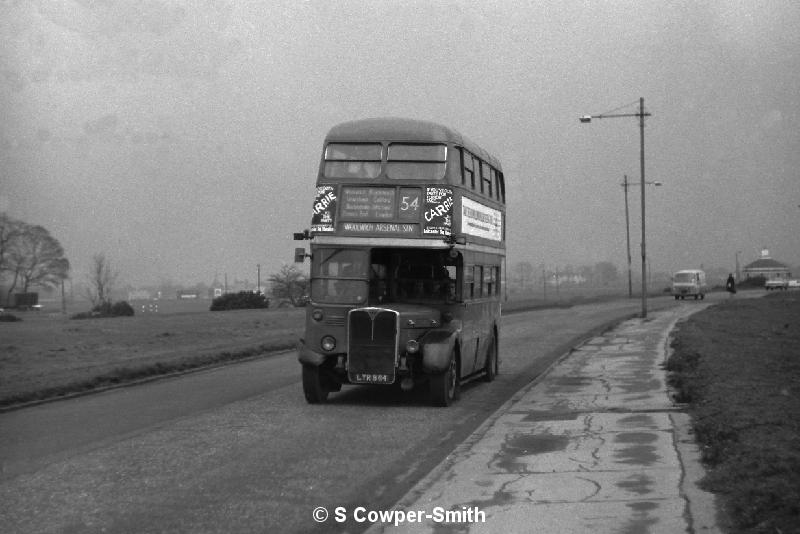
[324,117,502,170]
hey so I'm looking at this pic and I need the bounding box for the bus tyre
[302,364,329,404]
[430,352,459,407]
[484,334,498,382]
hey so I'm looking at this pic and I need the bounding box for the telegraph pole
[638,97,648,317]
[623,175,632,298]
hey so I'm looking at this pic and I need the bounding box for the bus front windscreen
[311,249,369,304]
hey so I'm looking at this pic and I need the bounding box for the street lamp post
[581,97,652,318]
[621,175,662,298]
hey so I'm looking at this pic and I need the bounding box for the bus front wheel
[302,364,329,404]
[430,352,459,407]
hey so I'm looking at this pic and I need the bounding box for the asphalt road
[0,296,688,534]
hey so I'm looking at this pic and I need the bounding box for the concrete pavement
[367,305,722,534]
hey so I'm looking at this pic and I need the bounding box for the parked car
[765,279,789,290]
[787,279,800,289]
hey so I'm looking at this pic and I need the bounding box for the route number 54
[400,195,419,211]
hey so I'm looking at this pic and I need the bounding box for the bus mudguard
[297,339,327,367]
[420,329,458,373]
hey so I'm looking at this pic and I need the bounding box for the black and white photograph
[1,1,799,533]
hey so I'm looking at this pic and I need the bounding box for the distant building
[743,249,791,282]
[127,289,152,301]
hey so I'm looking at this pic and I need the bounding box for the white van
[671,269,708,300]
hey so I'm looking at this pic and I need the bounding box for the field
[0,304,306,407]
[667,292,800,533]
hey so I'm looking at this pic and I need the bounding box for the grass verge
[1,340,297,409]
[666,293,800,533]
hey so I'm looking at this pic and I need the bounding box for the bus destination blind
[341,187,396,220]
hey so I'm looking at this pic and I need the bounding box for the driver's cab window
[313,249,368,277]
[311,249,369,304]
[369,263,389,303]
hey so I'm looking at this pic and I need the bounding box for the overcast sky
[2,0,799,287]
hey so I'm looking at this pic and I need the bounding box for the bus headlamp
[406,339,420,354]
[320,335,336,352]
[312,308,324,322]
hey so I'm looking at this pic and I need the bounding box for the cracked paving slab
[367,306,721,534]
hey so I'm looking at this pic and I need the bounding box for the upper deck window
[386,143,447,180]
[461,149,475,189]
[480,161,490,195]
[496,172,505,203]
[324,143,382,179]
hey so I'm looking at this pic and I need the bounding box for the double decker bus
[294,118,505,406]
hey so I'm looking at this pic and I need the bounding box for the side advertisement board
[461,197,502,241]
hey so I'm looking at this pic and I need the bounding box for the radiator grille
[347,308,398,384]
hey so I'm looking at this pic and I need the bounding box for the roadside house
[743,249,792,282]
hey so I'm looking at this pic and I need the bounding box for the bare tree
[86,253,119,306]
[1,215,70,304]
[0,214,23,305]
[268,264,308,306]
[14,225,70,291]
[579,264,594,286]
[0,214,24,282]
[594,261,620,286]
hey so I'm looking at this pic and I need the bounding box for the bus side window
[462,149,474,188]
[465,265,475,299]
[475,265,483,297]
[442,265,457,300]
[496,172,505,203]
[482,265,492,296]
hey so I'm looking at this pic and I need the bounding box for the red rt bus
[294,117,505,406]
